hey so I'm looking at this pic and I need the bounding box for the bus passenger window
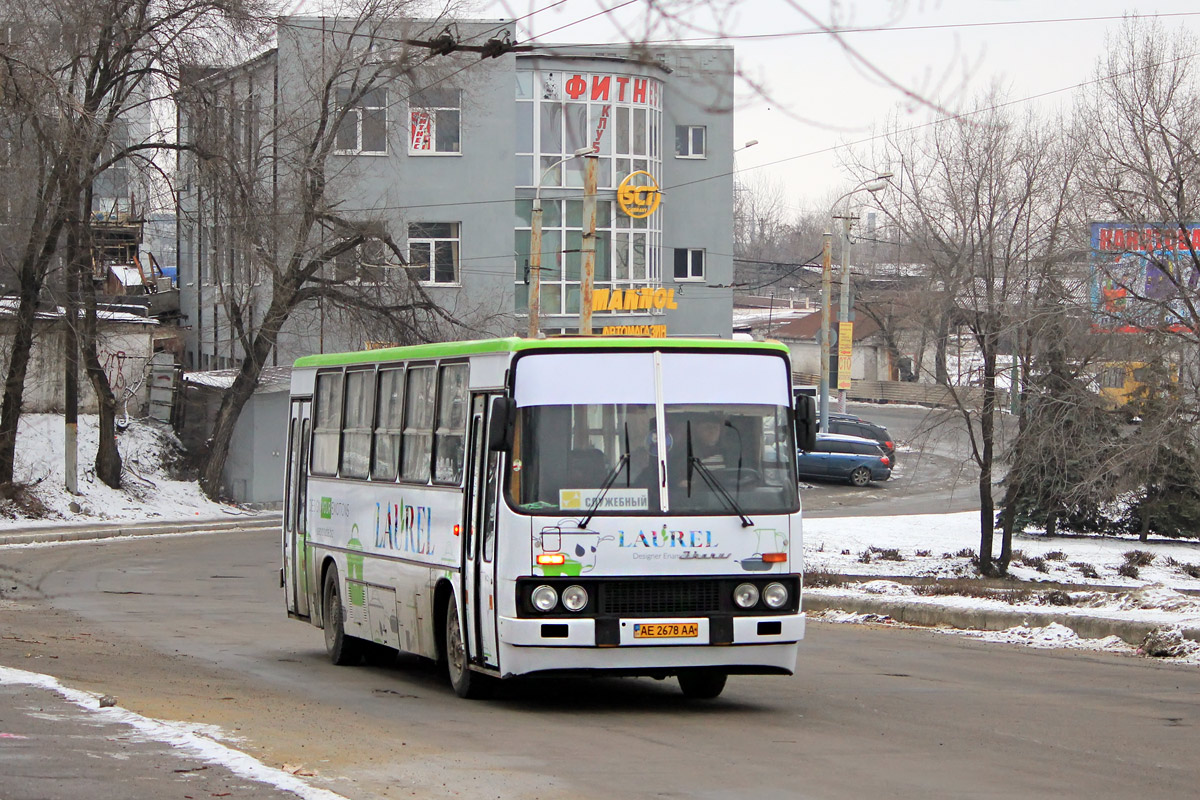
[372,368,404,481]
[340,369,374,479]
[434,363,469,485]
[312,372,343,476]
[401,366,436,482]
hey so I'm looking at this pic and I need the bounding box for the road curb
[0,514,281,547]
[804,594,1200,646]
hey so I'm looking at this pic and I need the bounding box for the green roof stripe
[292,337,788,368]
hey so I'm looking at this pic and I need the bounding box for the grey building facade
[177,17,735,371]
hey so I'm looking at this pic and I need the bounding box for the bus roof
[292,337,789,369]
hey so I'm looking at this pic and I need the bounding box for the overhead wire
[130,8,1200,299]
[520,0,641,44]
[536,10,1200,48]
[249,2,615,156]
[162,22,1200,225]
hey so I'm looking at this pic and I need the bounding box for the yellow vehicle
[1097,361,1178,407]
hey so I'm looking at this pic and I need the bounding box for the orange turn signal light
[453,524,461,537]
[763,552,787,563]
[536,553,566,565]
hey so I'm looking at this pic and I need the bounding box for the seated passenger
[565,447,608,489]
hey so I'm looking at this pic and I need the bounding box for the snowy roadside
[803,511,1200,664]
[0,414,252,527]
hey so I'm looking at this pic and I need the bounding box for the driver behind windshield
[651,412,745,511]
[688,413,739,469]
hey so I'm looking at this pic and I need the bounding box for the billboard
[1089,222,1200,330]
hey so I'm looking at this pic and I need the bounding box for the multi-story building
[177,17,735,369]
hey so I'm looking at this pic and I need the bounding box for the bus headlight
[531,585,559,612]
[561,585,589,612]
[733,583,760,609]
[763,582,789,609]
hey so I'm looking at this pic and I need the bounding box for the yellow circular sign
[617,171,662,219]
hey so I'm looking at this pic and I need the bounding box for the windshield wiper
[686,422,754,528]
[577,424,631,529]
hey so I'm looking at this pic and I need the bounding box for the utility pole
[529,147,592,338]
[819,231,832,433]
[837,214,853,413]
[64,229,81,496]
[580,153,598,334]
[825,173,892,418]
[528,197,544,338]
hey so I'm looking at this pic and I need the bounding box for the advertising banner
[837,322,853,390]
[1090,221,1200,330]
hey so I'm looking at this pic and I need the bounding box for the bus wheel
[678,669,727,699]
[323,565,364,666]
[444,600,492,699]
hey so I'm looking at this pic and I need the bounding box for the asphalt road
[2,528,1197,799]
[802,402,1011,518]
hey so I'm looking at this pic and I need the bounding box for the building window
[675,125,706,158]
[515,70,665,318]
[674,248,705,281]
[409,89,461,154]
[408,223,460,284]
[334,239,389,284]
[335,88,387,154]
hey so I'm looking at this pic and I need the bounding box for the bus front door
[285,399,312,619]
[463,394,500,671]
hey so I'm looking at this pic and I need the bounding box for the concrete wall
[0,319,157,414]
[656,46,735,338]
[224,389,288,504]
[783,339,891,383]
[179,381,288,504]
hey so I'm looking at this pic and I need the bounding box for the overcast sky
[470,1,1200,215]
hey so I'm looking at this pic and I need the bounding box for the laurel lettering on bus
[375,500,435,556]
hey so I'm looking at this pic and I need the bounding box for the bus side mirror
[488,396,516,452]
[795,395,817,452]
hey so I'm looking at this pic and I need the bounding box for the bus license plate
[633,622,699,639]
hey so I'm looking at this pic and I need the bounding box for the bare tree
[1076,18,1200,342]
[0,0,264,492]
[1067,18,1200,541]
[180,8,504,499]
[864,94,1080,575]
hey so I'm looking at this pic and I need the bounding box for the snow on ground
[804,511,1200,664]
[0,413,246,527]
[0,665,343,800]
[804,511,1200,591]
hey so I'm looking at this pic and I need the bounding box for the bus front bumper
[495,612,804,677]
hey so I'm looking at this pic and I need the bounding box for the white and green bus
[283,337,817,699]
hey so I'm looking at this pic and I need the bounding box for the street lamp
[819,172,892,431]
[528,146,595,338]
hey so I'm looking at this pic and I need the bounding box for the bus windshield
[506,351,799,516]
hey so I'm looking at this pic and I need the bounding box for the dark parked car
[797,433,892,486]
[825,415,896,464]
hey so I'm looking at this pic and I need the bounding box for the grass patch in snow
[1123,550,1156,568]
